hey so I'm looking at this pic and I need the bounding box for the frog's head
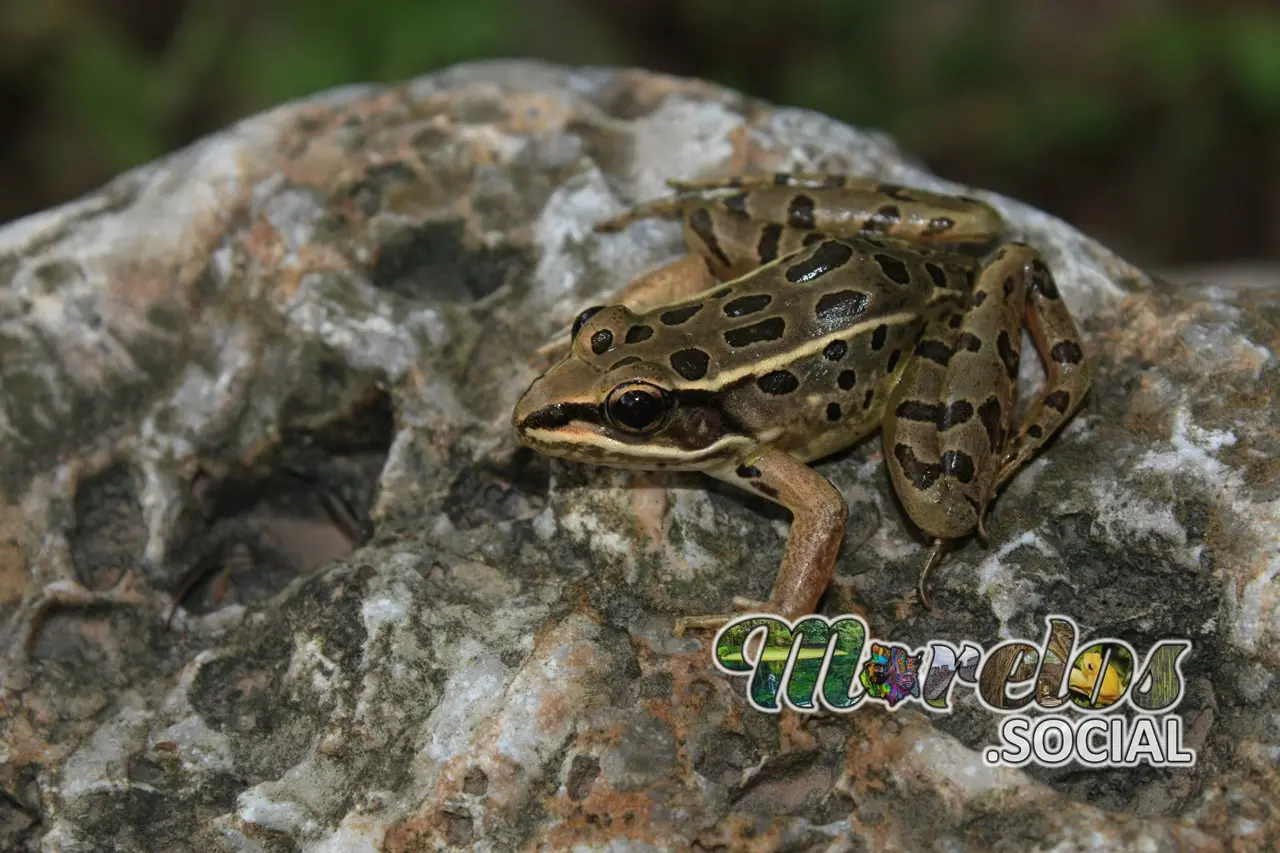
[513,304,753,470]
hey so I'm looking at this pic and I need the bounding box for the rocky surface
[0,59,1276,852]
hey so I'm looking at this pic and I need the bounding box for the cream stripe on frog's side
[514,173,1093,632]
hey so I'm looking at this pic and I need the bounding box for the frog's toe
[674,612,735,637]
[730,596,770,613]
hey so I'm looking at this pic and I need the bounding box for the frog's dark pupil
[610,388,665,431]
[572,306,605,339]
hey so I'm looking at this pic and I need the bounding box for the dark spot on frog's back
[915,340,953,367]
[757,370,800,395]
[874,253,912,285]
[722,191,750,217]
[925,263,948,289]
[670,348,711,380]
[787,194,816,229]
[1044,390,1071,413]
[590,329,613,354]
[372,220,529,302]
[893,444,942,490]
[941,450,976,484]
[724,293,772,317]
[688,207,732,268]
[625,325,654,344]
[997,331,1019,380]
[661,304,703,326]
[871,324,888,350]
[814,289,869,322]
[1030,261,1061,300]
[1051,340,1084,365]
[723,317,786,348]
[757,223,783,264]
[785,240,855,284]
[978,397,1003,451]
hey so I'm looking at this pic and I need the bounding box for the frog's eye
[603,381,673,433]
[572,306,605,339]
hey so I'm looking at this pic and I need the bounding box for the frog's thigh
[884,245,1037,540]
[713,449,848,620]
[996,251,1093,487]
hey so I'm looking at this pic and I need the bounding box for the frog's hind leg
[884,243,1091,607]
[883,245,1038,603]
[995,255,1093,489]
[673,448,848,636]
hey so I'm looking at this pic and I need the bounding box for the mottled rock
[0,60,1275,852]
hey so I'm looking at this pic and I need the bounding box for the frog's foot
[593,196,686,233]
[673,596,771,638]
[915,539,951,611]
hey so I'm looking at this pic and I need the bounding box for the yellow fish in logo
[1069,647,1126,705]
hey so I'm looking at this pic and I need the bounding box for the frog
[511,173,1092,635]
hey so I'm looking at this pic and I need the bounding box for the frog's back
[614,237,976,458]
[621,238,969,384]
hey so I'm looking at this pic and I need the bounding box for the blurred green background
[3,0,1280,267]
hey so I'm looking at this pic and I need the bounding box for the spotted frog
[512,173,1091,633]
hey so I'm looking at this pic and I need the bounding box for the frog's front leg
[674,448,848,636]
[883,242,1091,607]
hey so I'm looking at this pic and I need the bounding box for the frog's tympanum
[513,174,1092,634]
